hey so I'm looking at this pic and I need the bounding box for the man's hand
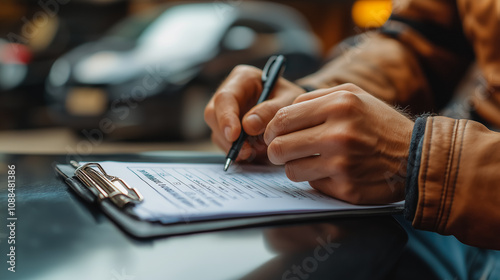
[204,65,305,162]
[264,84,414,204]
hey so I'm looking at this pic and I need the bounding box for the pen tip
[224,158,232,172]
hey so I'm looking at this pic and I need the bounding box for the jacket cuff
[412,117,472,233]
[404,117,427,221]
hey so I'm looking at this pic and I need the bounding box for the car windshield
[135,4,228,61]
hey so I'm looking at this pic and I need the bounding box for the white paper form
[94,161,403,223]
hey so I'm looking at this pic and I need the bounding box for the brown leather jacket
[298,0,500,249]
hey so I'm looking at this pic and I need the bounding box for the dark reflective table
[0,153,411,280]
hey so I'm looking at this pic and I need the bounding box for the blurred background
[0,0,392,154]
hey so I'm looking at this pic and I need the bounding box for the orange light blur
[352,0,392,29]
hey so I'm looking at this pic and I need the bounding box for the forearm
[406,116,500,250]
[297,32,434,114]
[298,0,472,114]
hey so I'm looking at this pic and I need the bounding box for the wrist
[294,75,331,92]
[298,84,317,93]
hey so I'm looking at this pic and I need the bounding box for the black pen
[224,55,287,171]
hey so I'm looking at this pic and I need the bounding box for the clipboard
[55,154,404,238]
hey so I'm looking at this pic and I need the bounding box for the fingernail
[246,114,264,134]
[224,126,232,141]
[240,142,256,161]
[264,133,272,146]
[239,145,251,160]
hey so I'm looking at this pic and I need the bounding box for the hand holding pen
[204,55,307,171]
[224,55,287,171]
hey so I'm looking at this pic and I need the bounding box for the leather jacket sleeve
[410,116,500,250]
[297,0,473,114]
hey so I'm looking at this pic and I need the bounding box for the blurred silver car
[46,2,321,140]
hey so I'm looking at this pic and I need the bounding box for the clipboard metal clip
[70,161,143,208]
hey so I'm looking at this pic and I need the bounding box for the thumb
[242,99,283,136]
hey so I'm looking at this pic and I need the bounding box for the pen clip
[261,55,277,82]
[70,161,143,208]
[261,55,286,84]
